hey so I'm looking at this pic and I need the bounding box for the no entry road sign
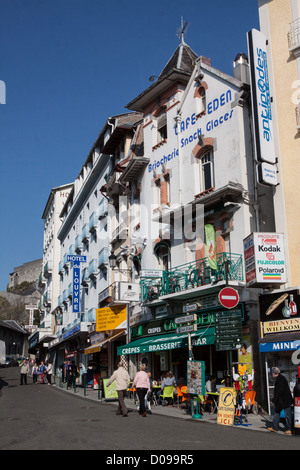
[218,287,239,309]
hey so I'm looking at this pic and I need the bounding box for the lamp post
[108,251,132,275]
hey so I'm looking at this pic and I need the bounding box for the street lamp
[108,251,132,274]
[108,251,117,269]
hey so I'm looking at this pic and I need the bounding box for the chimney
[233,53,250,85]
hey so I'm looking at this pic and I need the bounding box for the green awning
[117,327,215,356]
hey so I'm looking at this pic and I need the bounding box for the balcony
[288,18,300,55]
[98,198,108,219]
[75,235,83,252]
[111,220,128,243]
[68,283,73,298]
[140,252,244,302]
[88,258,98,278]
[82,224,90,242]
[98,247,109,268]
[81,267,89,286]
[43,260,53,278]
[38,272,45,286]
[89,212,97,232]
[81,308,96,323]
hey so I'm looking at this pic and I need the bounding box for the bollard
[84,375,87,396]
[74,376,76,393]
[98,377,101,400]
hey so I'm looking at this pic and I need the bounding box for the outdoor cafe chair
[159,385,175,406]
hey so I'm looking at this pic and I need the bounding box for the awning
[84,330,126,355]
[259,331,300,353]
[117,327,215,356]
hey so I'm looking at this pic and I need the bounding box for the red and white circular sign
[218,287,239,309]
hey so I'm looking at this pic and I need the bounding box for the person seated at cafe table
[161,371,176,389]
[205,375,218,414]
[205,375,217,393]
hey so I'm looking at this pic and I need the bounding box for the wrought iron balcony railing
[140,252,244,302]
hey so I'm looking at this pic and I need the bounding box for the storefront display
[259,289,300,414]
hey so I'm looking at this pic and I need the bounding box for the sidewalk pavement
[49,378,274,434]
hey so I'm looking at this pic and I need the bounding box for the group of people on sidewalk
[106,362,151,418]
[20,359,53,385]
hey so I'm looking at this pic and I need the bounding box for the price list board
[215,310,242,351]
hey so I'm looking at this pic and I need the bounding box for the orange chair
[179,386,191,411]
[176,386,188,407]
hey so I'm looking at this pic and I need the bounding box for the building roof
[126,42,199,113]
[158,41,198,79]
[0,320,28,334]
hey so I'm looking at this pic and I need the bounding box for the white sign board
[243,232,287,286]
[248,29,276,165]
[257,162,278,186]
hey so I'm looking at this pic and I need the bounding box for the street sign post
[218,287,239,309]
[175,313,198,360]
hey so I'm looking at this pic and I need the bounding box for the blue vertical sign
[67,255,87,314]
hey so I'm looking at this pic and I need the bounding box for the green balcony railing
[140,252,244,302]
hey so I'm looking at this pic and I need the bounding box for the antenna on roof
[176,17,189,44]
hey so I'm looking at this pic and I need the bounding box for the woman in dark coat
[268,367,293,434]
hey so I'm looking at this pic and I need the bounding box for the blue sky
[0,0,259,291]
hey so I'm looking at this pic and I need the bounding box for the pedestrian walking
[39,361,47,384]
[46,361,53,385]
[65,360,71,385]
[20,359,30,385]
[132,363,150,417]
[31,362,39,385]
[267,367,293,435]
[106,361,130,417]
[68,360,77,387]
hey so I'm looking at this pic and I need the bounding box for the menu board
[187,360,205,395]
[215,311,242,351]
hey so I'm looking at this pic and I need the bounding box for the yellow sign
[96,305,127,332]
[217,387,236,427]
[263,318,300,334]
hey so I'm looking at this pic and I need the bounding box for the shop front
[119,298,246,385]
[48,321,89,376]
[259,289,300,414]
[84,329,126,386]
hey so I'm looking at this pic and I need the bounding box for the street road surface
[1,367,299,453]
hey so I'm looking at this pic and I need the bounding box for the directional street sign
[175,314,197,325]
[218,287,239,309]
[176,324,198,334]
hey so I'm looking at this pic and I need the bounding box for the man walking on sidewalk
[268,367,293,435]
[107,361,130,417]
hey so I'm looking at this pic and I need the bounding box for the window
[157,111,167,143]
[201,150,214,191]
